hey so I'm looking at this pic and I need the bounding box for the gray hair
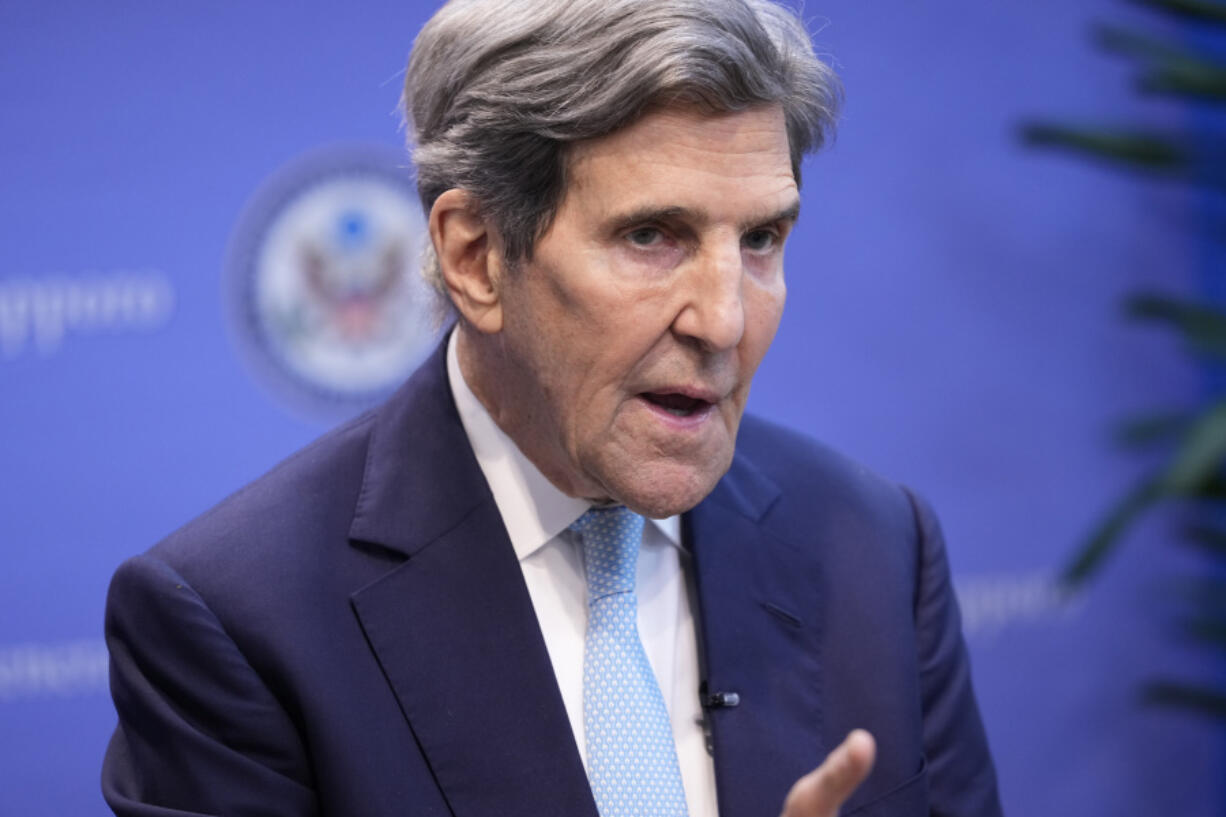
[403,0,841,310]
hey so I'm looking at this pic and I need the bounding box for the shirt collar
[446,329,681,561]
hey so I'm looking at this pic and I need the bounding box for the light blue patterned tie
[571,506,689,817]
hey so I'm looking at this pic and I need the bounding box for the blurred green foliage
[1022,0,1226,719]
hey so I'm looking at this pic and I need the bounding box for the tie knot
[570,505,644,600]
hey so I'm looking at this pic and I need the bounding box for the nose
[672,239,745,351]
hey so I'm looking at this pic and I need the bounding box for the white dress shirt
[446,330,718,817]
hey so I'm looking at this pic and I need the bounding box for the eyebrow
[608,200,802,234]
[751,200,802,232]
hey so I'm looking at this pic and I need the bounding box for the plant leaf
[1140,63,1226,100]
[1128,0,1226,26]
[1125,292,1226,358]
[1142,680,1226,719]
[1175,613,1226,648]
[1189,475,1226,500]
[1181,523,1226,555]
[1181,517,1226,549]
[1064,476,1165,584]
[1095,24,1194,61]
[1094,24,1226,101]
[1019,124,1188,171]
[1068,402,1226,584]
[1159,400,1226,493]
[1116,412,1193,447]
[1164,575,1226,617]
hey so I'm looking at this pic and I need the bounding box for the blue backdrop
[2,1,1220,815]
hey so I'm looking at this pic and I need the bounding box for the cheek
[554,342,628,437]
[741,282,786,367]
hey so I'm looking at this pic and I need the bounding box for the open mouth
[640,392,713,418]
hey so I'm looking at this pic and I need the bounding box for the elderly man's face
[478,104,796,517]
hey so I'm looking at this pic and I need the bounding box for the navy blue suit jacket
[102,342,1002,816]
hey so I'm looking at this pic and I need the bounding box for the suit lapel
[687,455,829,817]
[343,341,829,817]
[347,341,597,817]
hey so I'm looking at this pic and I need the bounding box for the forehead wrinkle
[739,199,801,233]
[556,105,797,232]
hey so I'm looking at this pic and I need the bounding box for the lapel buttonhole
[760,600,802,628]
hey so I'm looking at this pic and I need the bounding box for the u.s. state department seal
[226,145,441,418]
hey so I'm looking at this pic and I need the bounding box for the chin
[605,456,732,519]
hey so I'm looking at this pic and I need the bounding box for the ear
[428,189,505,334]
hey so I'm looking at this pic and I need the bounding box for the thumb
[779,730,876,817]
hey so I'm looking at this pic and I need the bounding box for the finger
[779,729,876,817]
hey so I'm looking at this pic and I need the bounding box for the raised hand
[779,730,876,817]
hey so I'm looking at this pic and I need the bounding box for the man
[102,1,1002,815]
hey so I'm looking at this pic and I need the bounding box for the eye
[743,228,779,253]
[626,226,664,247]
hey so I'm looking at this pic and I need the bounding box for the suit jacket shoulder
[691,413,1002,817]
[102,355,1002,817]
[103,344,597,817]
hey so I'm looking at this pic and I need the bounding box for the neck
[455,324,606,503]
